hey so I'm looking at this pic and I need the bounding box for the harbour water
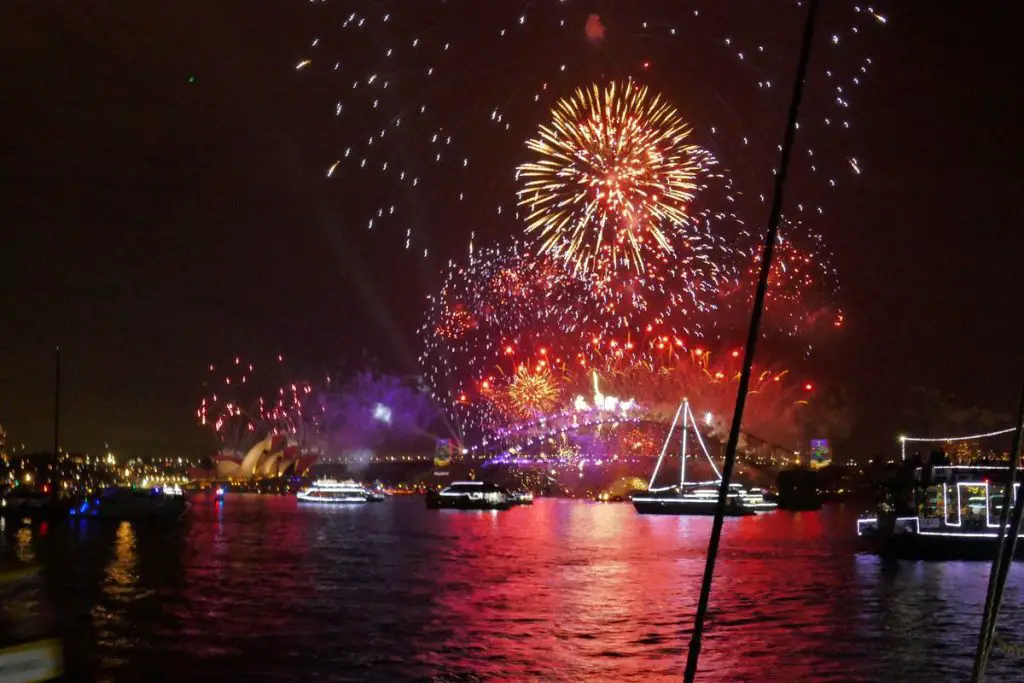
[4,495,1024,681]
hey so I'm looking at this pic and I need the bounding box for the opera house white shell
[205,436,316,480]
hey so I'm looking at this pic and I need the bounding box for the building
[188,435,318,481]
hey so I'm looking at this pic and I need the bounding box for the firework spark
[302,1,887,446]
[419,240,740,436]
[577,346,815,449]
[722,221,843,344]
[517,80,705,273]
[302,2,886,258]
[197,355,319,453]
[419,229,840,445]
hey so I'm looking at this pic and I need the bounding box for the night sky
[2,1,1022,460]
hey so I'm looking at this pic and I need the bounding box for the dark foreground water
[4,496,1024,682]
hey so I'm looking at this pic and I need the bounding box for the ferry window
[988,487,1008,526]
[922,486,942,518]
[944,484,960,526]
[960,484,989,528]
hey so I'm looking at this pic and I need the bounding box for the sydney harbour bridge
[319,398,797,493]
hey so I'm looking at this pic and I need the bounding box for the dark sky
[1,1,1022,459]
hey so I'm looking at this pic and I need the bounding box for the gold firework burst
[502,365,561,419]
[517,79,702,274]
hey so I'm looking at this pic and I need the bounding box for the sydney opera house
[188,435,318,481]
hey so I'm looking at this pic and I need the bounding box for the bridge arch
[464,404,795,479]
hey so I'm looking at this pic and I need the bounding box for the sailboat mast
[53,345,60,459]
[971,385,1024,681]
[684,0,821,679]
[648,401,683,490]
[680,399,688,487]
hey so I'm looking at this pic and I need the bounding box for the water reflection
[104,522,139,597]
[15,525,36,564]
[21,496,1024,681]
[91,521,143,668]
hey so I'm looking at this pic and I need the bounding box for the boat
[70,486,189,521]
[296,479,385,504]
[857,459,1024,561]
[856,426,1024,561]
[160,484,184,496]
[508,491,534,506]
[425,481,511,511]
[633,483,756,517]
[0,487,51,517]
[776,468,824,511]
[737,486,779,513]
[1,486,74,521]
[633,399,773,517]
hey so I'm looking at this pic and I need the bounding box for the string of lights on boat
[899,427,1018,443]
[898,426,1019,462]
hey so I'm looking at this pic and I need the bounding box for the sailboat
[632,399,776,516]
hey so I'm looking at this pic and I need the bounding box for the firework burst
[499,365,562,420]
[577,345,815,449]
[197,355,321,453]
[301,2,887,258]
[419,239,744,436]
[517,79,705,273]
[298,2,889,446]
[716,221,843,345]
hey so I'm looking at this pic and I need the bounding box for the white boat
[425,481,511,510]
[633,482,757,516]
[296,479,384,504]
[508,491,534,506]
[738,486,778,513]
[160,484,183,496]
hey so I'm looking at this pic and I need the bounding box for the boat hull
[777,501,824,512]
[297,495,378,504]
[1,501,71,521]
[296,480,386,504]
[74,500,188,521]
[425,493,510,511]
[632,497,755,516]
[864,532,1024,562]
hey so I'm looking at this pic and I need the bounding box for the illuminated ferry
[857,464,1023,561]
[633,399,775,517]
[426,481,511,511]
[296,479,385,504]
